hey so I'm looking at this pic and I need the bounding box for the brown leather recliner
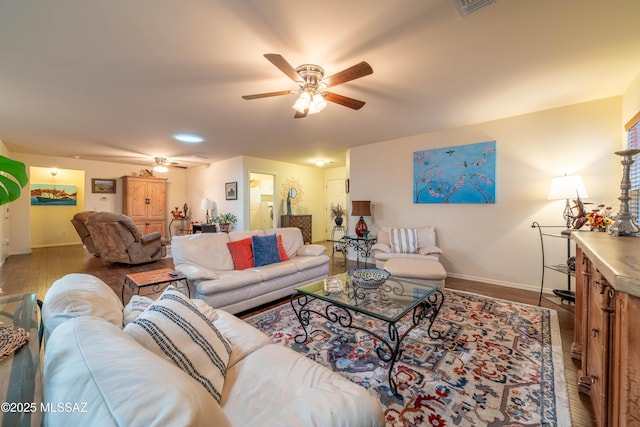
[86,212,167,264]
[71,211,100,255]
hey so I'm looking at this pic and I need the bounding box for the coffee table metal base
[290,289,444,395]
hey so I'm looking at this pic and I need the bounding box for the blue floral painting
[413,141,496,203]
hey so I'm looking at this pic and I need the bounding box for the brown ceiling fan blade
[324,92,366,110]
[294,109,308,118]
[264,53,301,82]
[323,61,373,88]
[242,90,293,100]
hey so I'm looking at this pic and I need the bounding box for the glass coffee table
[290,273,444,395]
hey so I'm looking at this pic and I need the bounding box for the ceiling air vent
[453,0,496,17]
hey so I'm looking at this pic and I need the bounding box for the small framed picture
[92,178,117,194]
[225,182,237,200]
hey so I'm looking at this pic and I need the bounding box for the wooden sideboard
[280,215,311,244]
[571,232,640,426]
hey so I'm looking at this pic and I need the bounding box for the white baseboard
[446,272,554,295]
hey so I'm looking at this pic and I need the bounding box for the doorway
[249,173,275,230]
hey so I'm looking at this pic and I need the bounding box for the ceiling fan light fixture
[153,157,169,173]
[292,91,311,113]
[307,92,327,114]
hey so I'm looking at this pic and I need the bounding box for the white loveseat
[171,227,329,314]
[42,273,385,427]
[371,225,442,269]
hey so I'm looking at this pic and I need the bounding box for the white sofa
[171,227,329,314]
[42,274,385,427]
[371,225,442,269]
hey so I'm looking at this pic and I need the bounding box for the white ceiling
[1,0,639,169]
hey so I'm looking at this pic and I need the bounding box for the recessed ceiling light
[172,133,204,143]
[314,160,326,167]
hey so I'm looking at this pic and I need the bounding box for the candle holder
[608,149,640,237]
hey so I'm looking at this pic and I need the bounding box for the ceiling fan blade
[242,90,294,100]
[324,92,366,110]
[323,61,373,88]
[294,109,308,119]
[264,53,301,82]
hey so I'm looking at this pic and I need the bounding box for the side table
[339,235,377,268]
[0,293,43,427]
[192,223,217,233]
[122,268,190,303]
[330,225,346,257]
[168,216,191,239]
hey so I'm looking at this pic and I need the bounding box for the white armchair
[371,226,442,269]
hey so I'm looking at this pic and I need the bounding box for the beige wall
[349,97,622,293]
[6,153,187,255]
[0,92,636,294]
[29,166,85,248]
[623,72,640,127]
[185,156,329,242]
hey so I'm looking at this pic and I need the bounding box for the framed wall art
[91,178,117,194]
[413,140,496,204]
[30,183,78,206]
[225,182,238,200]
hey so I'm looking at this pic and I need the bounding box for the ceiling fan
[242,54,373,118]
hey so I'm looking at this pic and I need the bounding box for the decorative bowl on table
[348,268,390,289]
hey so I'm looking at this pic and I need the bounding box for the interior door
[325,179,347,240]
[249,173,275,231]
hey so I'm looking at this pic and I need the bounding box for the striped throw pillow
[124,287,232,403]
[389,228,418,253]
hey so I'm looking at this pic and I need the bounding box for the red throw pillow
[227,237,254,270]
[276,234,289,261]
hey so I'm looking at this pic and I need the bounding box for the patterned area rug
[244,289,571,426]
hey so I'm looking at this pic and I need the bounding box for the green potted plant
[0,155,28,205]
[330,203,345,226]
[215,212,238,233]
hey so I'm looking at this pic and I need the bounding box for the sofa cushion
[42,273,124,340]
[44,316,231,427]
[252,234,281,267]
[276,234,289,261]
[229,229,265,241]
[123,295,154,326]
[124,287,232,403]
[227,237,254,270]
[221,344,385,427]
[265,227,304,258]
[213,310,273,368]
[123,295,218,326]
[389,228,418,253]
[192,298,219,322]
[171,233,235,271]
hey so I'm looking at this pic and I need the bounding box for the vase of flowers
[586,204,615,232]
[330,203,345,226]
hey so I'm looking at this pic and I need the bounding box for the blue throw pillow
[252,234,281,267]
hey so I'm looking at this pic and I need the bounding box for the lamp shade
[201,198,214,210]
[351,200,371,217]
[548,175,588,200]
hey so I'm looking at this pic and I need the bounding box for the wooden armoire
[122,176,167,238]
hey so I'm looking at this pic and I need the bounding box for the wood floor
[0,243,595,426]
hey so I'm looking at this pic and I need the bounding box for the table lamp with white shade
[548,175,588,228]
[201,198,214,224]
